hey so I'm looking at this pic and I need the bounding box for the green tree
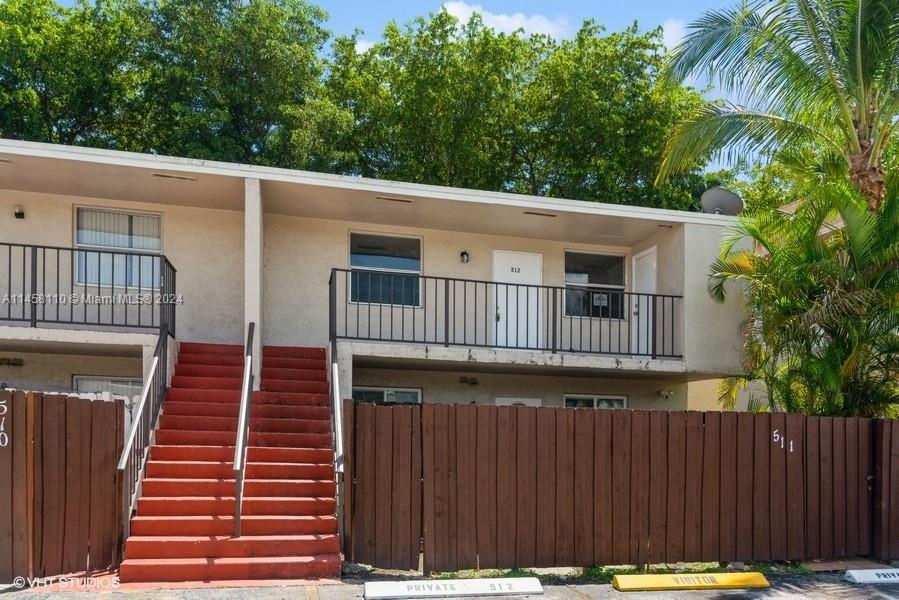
[657,0,899,212]
[129,0,347,166]
[328,12,708,209]
[511,22,706,209]
[711,178,899,416]
[0,0,139,146]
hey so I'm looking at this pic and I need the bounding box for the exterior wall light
[14,205,24,219]
[460,250,470,264]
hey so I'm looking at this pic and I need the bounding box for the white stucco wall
[352,366,689,410]
[0,190,244,343]
[0,350,142,392]
[681,223,745,376]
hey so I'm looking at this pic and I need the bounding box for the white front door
[495,397,542,407]
[492,251,543,348]
[631,246,657,355]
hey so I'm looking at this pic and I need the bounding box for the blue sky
[314,1,724,51]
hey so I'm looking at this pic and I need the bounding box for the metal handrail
[233,322,255,537]
[117,328,170,544]
[330,359,345,548]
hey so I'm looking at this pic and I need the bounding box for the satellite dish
[701,187,743,216]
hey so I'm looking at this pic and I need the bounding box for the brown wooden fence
[873,418,899,561]
[0,390,124,580]
[343,403,889,572]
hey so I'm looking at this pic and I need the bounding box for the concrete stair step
[129,515,338,536]
[177,352,244,366]
[171,375,242,390]
[263,357,326,370]
[179,342,243,356]
[162,401,330,420]
[149,445,332,463]
[136,496,336,516]
[118,554,341,582]
[176,364,245,378]
[141,478,336,498]
[145,460,334,480]
[125,534,339,559]
[263,346,325,359]
[158,414,330,434]
[261,379,328,394]
[154,429,331,448]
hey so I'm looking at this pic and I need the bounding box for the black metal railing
[329,268,683,359]
[116,327,171,544]
[233,321,256,537]
[0,242,176,334]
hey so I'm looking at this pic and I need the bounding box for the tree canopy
[658,0,899,212]
[0,0,710,209]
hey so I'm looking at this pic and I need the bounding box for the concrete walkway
[4,574,899,600]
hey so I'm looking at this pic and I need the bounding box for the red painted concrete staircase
[118,342,340,583]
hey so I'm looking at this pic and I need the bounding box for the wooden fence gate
[343,403,894,572]
[0,391,124,580]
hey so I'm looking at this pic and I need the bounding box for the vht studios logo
[12,575,121,589]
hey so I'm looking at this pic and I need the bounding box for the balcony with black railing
[0,242,176,335]
[329,268,682,359]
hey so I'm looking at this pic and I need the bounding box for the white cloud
[661,18,686,50]
[355,38,376,53]
[442,1,571,38]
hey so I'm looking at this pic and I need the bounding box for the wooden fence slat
[648,411,668,565]
[630,411,650,566]
[719,412,738,563]
[554,409,575,567]
[735,412,754,562]
[769,412,788,561]
[785,413,805,560]
[28,393,42,577]
[535,409,556,567]
[573,408,594,566]
[805,417,821,558]
[342,399,354,562]
[496,406,516,568]
[76,398,92,570]
[475,405,497,568]
[819,417,834,558]
[832,417,847,557]
[456,406,477,569]
[113,399,124,563]
[683,411,703,562]
[752,413,771,561]
[857,418,872,555]
[593,410,613,566]
[359,404,377,564]
[611,410,631,564]
[422,405,436,573]
[889,421,899,560]
[701,412,721,562]
[41,394,65,575]
[844,418,859,557]
[0,390,12,582]
[446,407,458,571]
[11,391,28,578]
[63,396,82,573]
[516,407,537,568]
[392,406,413,569]
[89,399,118,569]
[665,411,686,563]
[409,405,422,568]
[433,404,453,571]
[374,407,393,567]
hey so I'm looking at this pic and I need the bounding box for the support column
[244,178,263,389]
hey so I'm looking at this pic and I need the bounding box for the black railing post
[551,287,558,353]
[443,280,449,346]
[29,246,37,327]
[329,269,337,347]
[651,296,658,359]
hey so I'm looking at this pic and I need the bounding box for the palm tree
[657,0,899,212]
[710,177,899,416]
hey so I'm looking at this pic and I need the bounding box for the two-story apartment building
[0,140,746,582]
[0,140,744,410]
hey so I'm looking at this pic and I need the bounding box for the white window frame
[72,205,163,288]
[72,375,144,396]
[348,230,424,308]
[563,394,628,409]
[562,250,627,320]
[351,386,422,405]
